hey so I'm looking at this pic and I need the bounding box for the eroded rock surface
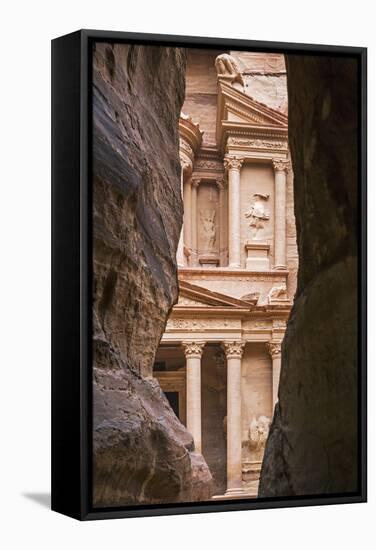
[92,43,212,507]
[259,56,358,496]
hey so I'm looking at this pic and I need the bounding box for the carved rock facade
[155,51,298,497]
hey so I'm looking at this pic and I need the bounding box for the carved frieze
[243,320,271,330]
[194,160,222,171]
[228,137,287,150]
[166,318,240,331]
[222,340,245,358]
[272,319,287,329]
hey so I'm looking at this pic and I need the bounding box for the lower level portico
[154,318,285,497]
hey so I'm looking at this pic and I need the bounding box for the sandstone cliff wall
[259,55,358,496]
[92,43,212,506]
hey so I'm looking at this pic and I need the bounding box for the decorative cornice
[266,341,282,358]
[223,155,244,171]
[182,341,205,358]
[179,113,203,153]
[179,113,203,175]
[272,158,291,173]
[222,340,245,359]
[178,267,288,280]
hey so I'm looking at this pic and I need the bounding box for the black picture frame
[51,29,367,521]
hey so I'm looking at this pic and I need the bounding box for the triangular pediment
[218,80,288,129]
[216,80,288,151]
[176,280,252,310]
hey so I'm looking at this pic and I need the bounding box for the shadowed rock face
[259,56,359,497]
[92,43,212,507]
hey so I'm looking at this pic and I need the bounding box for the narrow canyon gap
[259,55,359,496]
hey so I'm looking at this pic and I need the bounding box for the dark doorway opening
[164,391,180,419]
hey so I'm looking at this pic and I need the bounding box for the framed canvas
[51,29,367,520]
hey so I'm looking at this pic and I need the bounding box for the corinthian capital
[272,158,290,173]
[191,177,201,188]
[222,340,245,359]
[224,155,244,172]
[266,341,282,358]
[216,177,226,190]
[182,341,205,358]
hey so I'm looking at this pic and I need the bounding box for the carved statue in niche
[200,209,217,250]
[245,193,270,239]
[215,53,245,87]
[248,415,271,452]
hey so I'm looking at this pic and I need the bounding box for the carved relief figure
[268,284,288,303]
[200,209,217,250]
[245,193,270,239]
[215,53,244,87]
[248,416,271,452]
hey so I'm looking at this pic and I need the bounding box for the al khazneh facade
[153,50,298,498]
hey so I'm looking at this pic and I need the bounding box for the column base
[273,264,287,271]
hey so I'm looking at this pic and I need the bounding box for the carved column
[223,340,245,495]
[266,340,282,408]
[183,178,192,262]
[224,156,244,268]
[182,341,205,453]
[272,159,290,270]
[176,166,185,268]
[191,178,200,266]
[217,178,227,267]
